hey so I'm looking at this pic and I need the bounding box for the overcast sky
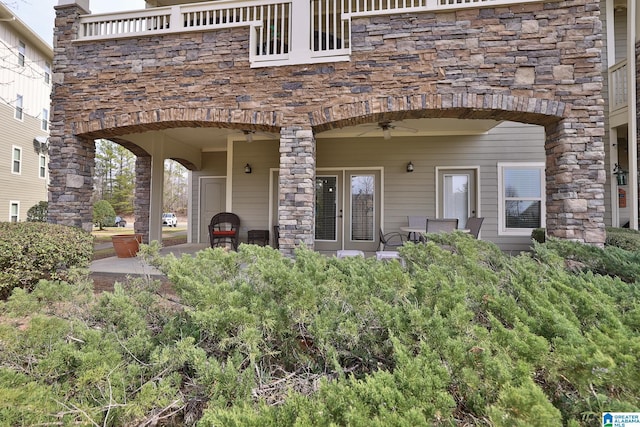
[3,0,147,46]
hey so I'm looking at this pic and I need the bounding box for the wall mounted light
[406,162,414,173]
[244,163,252,174]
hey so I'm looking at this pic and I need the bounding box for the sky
[3,0,147,46]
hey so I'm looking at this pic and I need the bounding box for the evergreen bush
[1,236,639,425]
[92,200,116,230]
[605,226,640,251]
[0,222,93,299]
[26,201,48,222]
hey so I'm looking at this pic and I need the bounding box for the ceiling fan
[242,130,278,142]
[357,121,418,140]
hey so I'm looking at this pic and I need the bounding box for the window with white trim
[12,146,21,174]
[39,154,46,179]
[42,108,49,131]
[498,163,545,235]
[44,62,51,84]
[15,94,23,120]
[18,41,25,66]
[10,202,19,223]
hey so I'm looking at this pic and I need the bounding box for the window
[39,154,46,179]
[15,94,23,120]
[498,163,545,235]
[44,62,51,84]
[42,108,49,131]
[18,41,25,66]
[10,202,19,223]
[12,146,21,174]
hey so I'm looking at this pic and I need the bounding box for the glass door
[438,169,477,229]
[314,169,381,253]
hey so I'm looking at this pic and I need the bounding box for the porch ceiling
[117,117,501,153]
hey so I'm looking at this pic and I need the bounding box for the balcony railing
[609,59,628,113]
[77,0,547,67]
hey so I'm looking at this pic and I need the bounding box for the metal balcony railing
[76,0,547,67]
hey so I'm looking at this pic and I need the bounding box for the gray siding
[0,103,49,221]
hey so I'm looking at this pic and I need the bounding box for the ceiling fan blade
[392,125,419,133]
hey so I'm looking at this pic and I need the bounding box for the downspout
[628,0,638,229]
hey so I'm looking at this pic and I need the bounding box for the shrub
[2,237,640,425]
[26,201,48,222]
[92,200,115,230]
[605,226,640,251]
[0,222,93,299]
[531,227,546,243]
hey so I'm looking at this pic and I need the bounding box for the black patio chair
[209,212,240,250]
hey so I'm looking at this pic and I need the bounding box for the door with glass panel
[314,170,381,252]
[438,169,478,229]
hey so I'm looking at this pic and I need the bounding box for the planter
[111,234,143,258]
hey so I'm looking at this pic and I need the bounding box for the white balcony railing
[609,59,628,113]
[77,0,548,67]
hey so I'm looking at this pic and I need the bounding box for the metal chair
[425,218,459,234]
[208,212,240,250]
[407,215,427,242]
[379,228,407,250]
[465,217,484,239]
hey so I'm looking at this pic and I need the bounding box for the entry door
[438,169,478,229]
[200,178,226,243]
[315,170,381,252]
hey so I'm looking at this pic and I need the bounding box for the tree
[26,201,47,222]
[94,139,135,215]
[163,159,188,213]
[92,200,116,230]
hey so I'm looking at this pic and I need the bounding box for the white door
[199,178,226,243]
[438,169,478,229]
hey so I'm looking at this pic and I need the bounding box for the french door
[314,169,381,252]
[437,168,478,229]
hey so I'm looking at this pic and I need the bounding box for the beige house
[50,0,612,255]
[0,3,52,222]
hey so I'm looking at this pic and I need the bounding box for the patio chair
[208,212,240,250]
[465,217,484,239]
[425,218,459,234]
[379,228,407,251]
[407,215,427,242]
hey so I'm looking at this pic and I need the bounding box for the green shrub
[531,227,546,243]
[26,201,48,222]
[0,222,93,299]
[92,200,115,230]
[605,226,640,251]
[2,237,640,425]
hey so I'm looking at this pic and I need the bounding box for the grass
[91,226,188,260]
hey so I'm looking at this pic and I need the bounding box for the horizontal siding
[0,22,52,120]
[0,103,49,221]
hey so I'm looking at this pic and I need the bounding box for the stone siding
[49,0,606,249]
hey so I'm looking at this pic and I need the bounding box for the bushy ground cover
[1,233,639,425]
[0,222,93,299]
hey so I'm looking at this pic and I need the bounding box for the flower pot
[111,234,143,258]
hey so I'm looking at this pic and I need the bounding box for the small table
[248,229,270,246]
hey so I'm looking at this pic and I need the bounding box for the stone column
[278,126,316,256]
[47,135,95,231]
[545,118,606,246]
[134,156,151,243]
[48,2,93,230]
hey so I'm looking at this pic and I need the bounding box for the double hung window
[498,163,545,235]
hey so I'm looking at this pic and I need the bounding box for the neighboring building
[0,3,52,223]
[50,0,608,255]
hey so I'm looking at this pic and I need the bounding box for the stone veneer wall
[49,0,606,251]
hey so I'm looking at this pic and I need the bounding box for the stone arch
[307,93,605,246]
[309,94,567,131]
